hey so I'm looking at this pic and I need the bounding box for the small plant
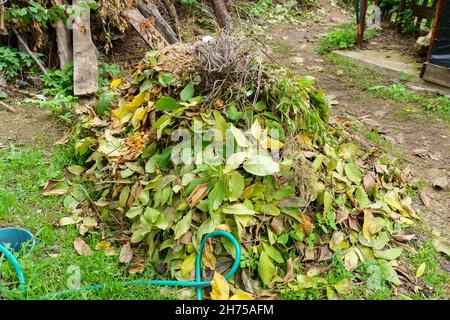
[317,26,378,54]
[0,46,37,80]
[180,0,207,13]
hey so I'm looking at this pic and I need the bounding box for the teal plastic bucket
[0,227,35,254]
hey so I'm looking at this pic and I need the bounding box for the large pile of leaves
[52,35,420,299]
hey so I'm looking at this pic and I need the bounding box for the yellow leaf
[180,253,196,278]
[110,79,122,89]
[362,210,383,241]
[264,137,284,150]
[131,106,148,129]
[384,192,407,215]
[300,134,312,147]
[210,272,230,300]
[230,290,253,300]
[415,263,426,278]
[124,91,147,113]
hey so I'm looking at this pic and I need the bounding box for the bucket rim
[0,226,36,250]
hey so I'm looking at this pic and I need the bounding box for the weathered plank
[122,9,168,50]
[55,0,72,69]
[422,62,450,88]
[72,0,98,96]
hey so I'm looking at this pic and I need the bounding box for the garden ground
[0,1,449,300]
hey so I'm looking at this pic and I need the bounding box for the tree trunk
[55,0,72,69]
[122,9,168,50]
[72,0,98,96]
[211,0,231,28]
[137,0,178,44]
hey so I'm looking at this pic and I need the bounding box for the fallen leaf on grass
[74,237,92,256]
[95,240,117,256]
[119,243,133,264]
[43,178,69,196]
[283,258,294,282]
[415,263,426,278]
[433,236,450,257]
[127,263,145,274]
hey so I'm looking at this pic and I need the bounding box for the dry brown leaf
[187,183,209,207]
[283,258,294,283]
[336,206,349,224]
[202,238,217,270]
[43,178,69,196]
[270,216,285,235]
[393,234,417,242]
[420,191,431,208]
[74,237,92,256]
[127,263,145,274]
[119,243,133,264]
[363,171,376,192]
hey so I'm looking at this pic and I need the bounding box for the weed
[317,26,378,54]
[0,144,171,300]
[0,46,39,80]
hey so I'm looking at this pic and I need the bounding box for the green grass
[0,145,173,300]
[325,53,450,121]
[317,25,378,55]
[405,239,450,300]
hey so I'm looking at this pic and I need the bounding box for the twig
[12,29,47,74]
[0,84,37,97]
[0,100,17,113]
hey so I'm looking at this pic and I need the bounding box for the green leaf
[96,90,115,116]
[222,203,255,215]
[208,179,225,212]
[230,125,249,147]
[258,251,275,286]
[379,260,401,285]
[263,243,284,263]
[334,279,354,295]
[158,73,173,87]
[344,162,362,184]
[373,247,403,260]
[224,152,247,174]
[174,211,192,240]
[126,206,143,219]
[415,263,426,278]
[143,207,160,224]
[180,81,195,101]
[155,97,181,111]
[243,154,279,176]
[355,185,370,208]
[228,171,245,202]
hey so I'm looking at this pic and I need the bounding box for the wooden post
[357,0,368,47]
[72,0,98,96]
[55,0,72,69]
[420,0,444,78]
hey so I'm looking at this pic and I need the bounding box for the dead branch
[12,29,47,74]
[0,100,17,113]
[137,0,178,44]
[0,84,37,97]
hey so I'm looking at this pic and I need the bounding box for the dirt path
[266,3,450,238]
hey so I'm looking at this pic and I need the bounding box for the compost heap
[53,35,420,299]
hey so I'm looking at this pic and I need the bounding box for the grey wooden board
[73,0,98,96]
